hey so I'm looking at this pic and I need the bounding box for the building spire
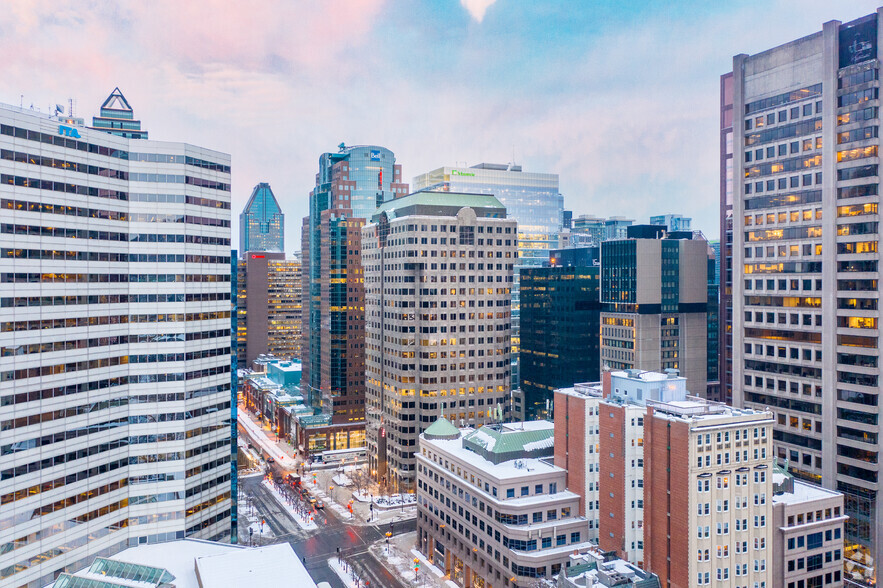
[88,87,147,139]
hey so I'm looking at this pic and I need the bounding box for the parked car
[315,500,324,509]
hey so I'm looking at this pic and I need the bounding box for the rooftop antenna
[19,95,23,108]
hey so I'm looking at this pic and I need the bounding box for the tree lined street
[240,472,413,588]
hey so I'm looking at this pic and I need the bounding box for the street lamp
[385,531,392,555]
[329,485,335,503]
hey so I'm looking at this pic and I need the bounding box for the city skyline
[4,1,879,250]
[1,3,880,587]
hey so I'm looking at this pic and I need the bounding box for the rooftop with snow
[421,417,564,481]
[50,539,315,588]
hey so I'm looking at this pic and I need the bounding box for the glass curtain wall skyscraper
[412,163,563,388]
[239,182,283,254]
[301,145,408,453]
[519,254,601,420]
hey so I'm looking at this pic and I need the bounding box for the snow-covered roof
[422,433,565,484]
[461,421,554,464]
[49,539,315,588]
[195,543,311,587]
[773,478,843,507]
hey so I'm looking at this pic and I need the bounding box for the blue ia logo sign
[58,125,81,139]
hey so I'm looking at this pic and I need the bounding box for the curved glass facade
[303,144,407,443]
[413,165,563,268]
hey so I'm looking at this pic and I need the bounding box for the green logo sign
[451,169,475,177]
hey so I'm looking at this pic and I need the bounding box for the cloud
[460,0,497,23]
[1,0,880,248]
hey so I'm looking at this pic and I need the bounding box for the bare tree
[349,466,371,499]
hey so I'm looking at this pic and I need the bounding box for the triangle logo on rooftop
[100,87,133,112]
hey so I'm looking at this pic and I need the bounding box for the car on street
[315,500,324,509]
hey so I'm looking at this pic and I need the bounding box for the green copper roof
[375,190,504,216]
[460,423,555,464]
[463,426,553,455]
[423,416,461,440]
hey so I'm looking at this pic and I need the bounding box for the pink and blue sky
[2,0,878,247]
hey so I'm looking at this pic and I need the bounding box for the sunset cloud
[460,0,497,23]
[0,0,878,249]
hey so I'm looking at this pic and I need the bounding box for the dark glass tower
[520,249,601,420]
[239,182,284,254]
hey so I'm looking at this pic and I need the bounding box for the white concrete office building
[772,467,847,588]
[730,11,883,585]
[416,418,594,588]
[362,191,515,493]
[0,101,234,587]
[413,164,563,389]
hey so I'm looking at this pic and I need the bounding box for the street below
[240,475,414,588]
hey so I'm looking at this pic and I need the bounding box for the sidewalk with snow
[261,479,318,530]
[237,407,298,469]
[328,556,364,588]
[369,531,458,588]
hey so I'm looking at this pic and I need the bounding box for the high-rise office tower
[730,11,883,585]
[235,252,302,367]
[239,182,283,255]
[302,145,407,454]
[603,216,635,241]
[571,215,607,244]
[710,239,722,286]
[0,100,234,587]
[649,213,692,232]
[570,215,637,245]
[413,163,563,388]
[719,72,735,406]
[600,226,709,394]
[519,248,601,419]
[267,252,302,361]
[362,191,515,492]
[87,87,148,139]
